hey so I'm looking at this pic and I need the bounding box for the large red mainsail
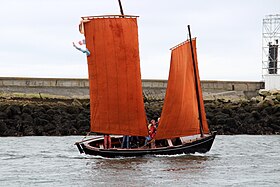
[155,39,209,140]
[83,16,148,136]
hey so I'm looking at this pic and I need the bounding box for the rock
[66,106,80,114]
[257,98,275,108]
[236,122,247,134]
[47,129,61,136]
[46,109,56,116]
[4,106,12,117]
[0,112,8,119]
[269,123,280,131]
[3,129,18,136]
[13,115,22,121]
[259,90,271,97]
[35,125,44,135]
[10,105,22,115]
[217,98,226,103]
[34,118,49,126]
[0,104,9,112]
[21,113,33,122]
[251,111,261,120]
[43,123,56,132]
[76,113,87,121]
[250,97,257,103]
[39,113,52,121]
[225,118,237,128]
[206,112,214,120]
[4,119,18,128]
[33,106,46,114]
[264,97,274,107]
[266,95,277,101]
[82,101,90,109]
[76,119,90,129]
[0,121,7,134]
[23,124,36,136]
[52,114,62,124]
[222,108,232,115]
[42,105,51,111]
[78,125,90,134]
[57,101,68,106]
[251,96,263,103]
[273,105,280,114]
[264,116,273,124]
[59,128,70,136]
[71,99,83,107]
[69,127,78,135]
[276,94,280,102]
[270,89,280,95]
[22,105,33,114]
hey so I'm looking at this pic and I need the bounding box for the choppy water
[0,135,280,186]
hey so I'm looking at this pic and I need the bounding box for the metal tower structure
[262,14,280,78]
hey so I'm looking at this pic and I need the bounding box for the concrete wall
[0,77,264,99]
[0,77,90,98]
[0,77,89,88]
[201,80,264,92]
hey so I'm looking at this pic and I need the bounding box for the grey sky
[0,0,279,80]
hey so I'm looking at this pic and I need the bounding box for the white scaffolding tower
[262,14,280,90]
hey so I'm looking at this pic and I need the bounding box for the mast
[118,0,125,16]
[187,25,204,137]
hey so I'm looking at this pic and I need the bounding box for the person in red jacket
[145,119,157,146]
[149,119,157,139]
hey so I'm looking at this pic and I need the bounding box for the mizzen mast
[187,25,204,137]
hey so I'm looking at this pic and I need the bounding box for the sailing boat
[75,15,216,158]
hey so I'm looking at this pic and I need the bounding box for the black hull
[75,132,216,158]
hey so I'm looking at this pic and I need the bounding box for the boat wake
[154,152,207,158]
[83,155,137,160]
[79,152,208,159]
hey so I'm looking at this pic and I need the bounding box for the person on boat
[78,19,89,35]
[150,119,157,135]
[104,134,111,149]
[121,135,130,149]
[156,117,160,128]
[144,119,157,146]
[73,19,91,56]
[130,136,140,148]
[72,40,90,56]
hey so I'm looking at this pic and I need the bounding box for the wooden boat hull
[75,132,216,158]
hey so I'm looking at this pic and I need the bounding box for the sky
[0,0,279,81]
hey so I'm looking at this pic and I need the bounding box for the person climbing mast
[72,19,90,56]
[72,40,90,56]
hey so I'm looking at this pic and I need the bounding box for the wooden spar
[187,25,204,137]
[118,0,125,16]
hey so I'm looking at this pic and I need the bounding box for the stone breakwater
[0,90,280,136]
[145,90,280,135]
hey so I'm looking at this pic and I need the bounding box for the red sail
[155,39,209,140]
[83,16,148,136]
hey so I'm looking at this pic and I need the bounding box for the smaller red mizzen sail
[155,39,209,140]
[83,16,148,136]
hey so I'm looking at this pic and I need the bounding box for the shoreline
[0,91,279,136]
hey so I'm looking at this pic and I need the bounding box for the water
[0,135,279,187]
